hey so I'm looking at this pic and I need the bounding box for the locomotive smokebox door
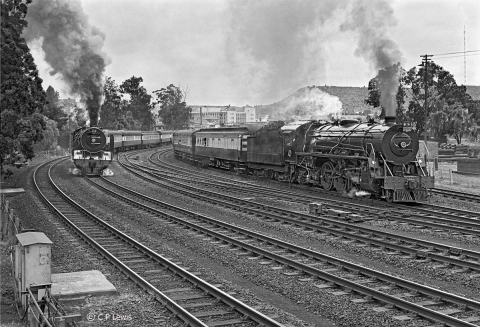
[81,127,107,152]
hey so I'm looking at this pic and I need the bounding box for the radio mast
[464,26,466,85]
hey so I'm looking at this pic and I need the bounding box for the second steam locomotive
[71,126,173,176]
[173,116,434,203]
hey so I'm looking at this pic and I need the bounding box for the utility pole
[420,54,433,145]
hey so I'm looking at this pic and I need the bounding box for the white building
[189,105,256,128]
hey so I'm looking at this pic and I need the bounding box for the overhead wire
[431,49,480,56]
[433,53,480,60]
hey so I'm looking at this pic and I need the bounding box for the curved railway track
[100,153,480,326]
[431,188,480,203]
[138,149,480,236]
[34,157,283,327]
[152,149,480,222]
[120,152,480,270]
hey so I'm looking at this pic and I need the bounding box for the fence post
[449,169,453,185]
[434,157,438,171]
[2,200,10,239]
[14,216,20,234]
[0,206,5,240]
[8,209,15,237]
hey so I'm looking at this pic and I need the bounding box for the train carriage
[194,127,259,170]
[173,130,197,162]
[161,130,174,145]
[142,131,162,148]
[122,131,143,150]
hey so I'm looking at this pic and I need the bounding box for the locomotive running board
[296,152,369,160]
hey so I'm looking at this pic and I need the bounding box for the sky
[29,0,480,107]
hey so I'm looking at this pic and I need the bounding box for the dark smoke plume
[340,0,403,117]
[226,0,403,112]
[24,0,110,126]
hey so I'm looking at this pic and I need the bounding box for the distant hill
[466,85,480,100]
[255,84,480,121]
[256,85,375,121]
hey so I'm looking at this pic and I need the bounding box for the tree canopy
[154,84,192,130]
[365,61,479,143]
[44,85,67,130]
[120,76,155,130]
[1,0,46,177]
[99,76,155,130]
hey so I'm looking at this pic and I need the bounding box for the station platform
[0,188,25,196]
[52,270,117,300]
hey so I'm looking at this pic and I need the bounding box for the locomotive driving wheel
[320,162,335,191]
[334,176,347,193]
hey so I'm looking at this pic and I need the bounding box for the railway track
[34,157,283,327]
[135,150,480,236]
[431,188,480,203]
[151,149,480,221]
[93,158,480,327]
[120,152,480,271]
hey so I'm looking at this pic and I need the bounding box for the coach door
[283,131,294,162]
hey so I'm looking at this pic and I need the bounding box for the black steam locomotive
[71,126,173,176]
[173,117,434,202]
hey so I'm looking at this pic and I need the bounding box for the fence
[1,194,23,241]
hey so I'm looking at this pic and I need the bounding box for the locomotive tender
[71,126,173,176]
[173,117,434,202]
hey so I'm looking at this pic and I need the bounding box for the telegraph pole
[420,54,433,145]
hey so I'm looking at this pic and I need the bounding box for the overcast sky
[30,0,480,107]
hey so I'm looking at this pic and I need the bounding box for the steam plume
[24,0,110,126]
[340,0,403,116]
[270,87,343,121]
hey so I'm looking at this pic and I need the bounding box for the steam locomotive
[173,117,434,202]
[71,126,173,176]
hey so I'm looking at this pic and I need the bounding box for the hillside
[256,84,480,121]
[466,85,480,100]
[256,85,375,121]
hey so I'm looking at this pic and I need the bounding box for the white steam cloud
[269,87,343,121]
[24,0,111,126]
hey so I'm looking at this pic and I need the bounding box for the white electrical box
[15,232,53,308]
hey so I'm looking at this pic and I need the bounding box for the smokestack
[24,0,110,126]
[384,116,396,126]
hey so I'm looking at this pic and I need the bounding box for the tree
[1,0,46,178]
[154,84,192,130]
[44,85,68,129]
[404,61,475,142]
[120,76,154,130]
[35,117,59,151]
[99,76,123,129]
[57,104,87,149]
